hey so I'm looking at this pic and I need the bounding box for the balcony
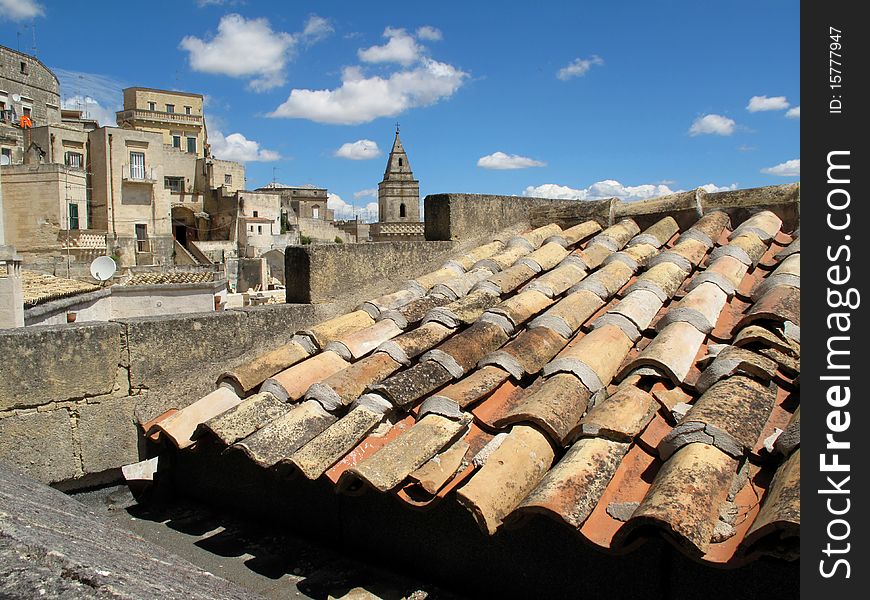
[116,108,203,127]
[121,164,157,184]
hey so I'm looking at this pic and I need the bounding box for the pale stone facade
[116,88,205,158]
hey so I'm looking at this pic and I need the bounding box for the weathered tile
[656,281,729,334]
[395,295,452,324]
[370,360,453,408]
[578,385,658,441]
[436,365,511,409]
[648,238,708,271]
[522,263,587,298]
[302,311,376,349]
[474,245,531,272]
[196,392,291,446]
[774,405,800,456]
[604,244,658,270]
[305,351,402,408]
[487,289,554,328]
[695,346,778,393]
[218,340,311,395]
[712,233,767,267]
[687,210,731,243]
[546,325,634,392]
[518,242,569,272]
[377,321,454,365]
[594,289,662,339]
[660,375,776,459]
[339,413,471,493]
[733,324,797,355]
[529,289,604,337]
[233,400,337,468]
[625,261,688,301]
[289,405,386,480]
[477,264,537,295]
[414,265,465,291]
[574,243,613,270]
[775,236,800,260]
[261,351,350,403]
[480,326,568,379]
[593,219,641,250]
[571,261,634,300]
[629,216,679,248]
[154,386,242,449]
[622,321,706,384]
[742,448,800,559]
[430,268,495,300]
[456,424,555,534]
[494,373,591,445]
[448,240,505,272]
[326,318,404,360]
[426,321,510,375]
[515,437,631,529]
[729,210,783,242]
[359,287,421,317]
[560,220,602,246]
[409,436,471,495]
[751,253,800,300]
[424,290,501,328]
[512,223,563,249]
[324,414,416,484]
[621,442,738,557]
[739,285,800,328]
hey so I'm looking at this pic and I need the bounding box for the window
[258,226,263,234]
[252,210,258,217]
[22,106,32,118]
[164,177,184,193]
[135,224,148,252]
[68,204,80,230]
[165,104,175,113]
[186,137,196,154]
[312,205,320,219]
[172,135,181,148]
[398,157,403,167]
[399,203,406,218]
[64,151,84,169]
[20,61,28,75]
[129,151,145,179]
[224,173,232,185]
[185,106,192,115]
[148,102,156,111]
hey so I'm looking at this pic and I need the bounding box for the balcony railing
[116,109,203,126]
[121,164,157,183]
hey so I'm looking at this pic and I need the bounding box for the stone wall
[0,301,341,486]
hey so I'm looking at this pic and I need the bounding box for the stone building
[371,127,424,241]
[116,87,206,158]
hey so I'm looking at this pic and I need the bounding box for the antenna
[90,256,117,284]
[272,166,278,184]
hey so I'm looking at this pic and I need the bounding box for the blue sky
[2,0,799,220]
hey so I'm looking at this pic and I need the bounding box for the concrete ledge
[0,321,122,410]
[284,241,456,304]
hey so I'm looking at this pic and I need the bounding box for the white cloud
[301,15,333,43]
[354,188,378,199]
[210,131,280,162]
[524,180,677,202]
[477,151,546,170]
[327,194,379,222]
[270,59,468,124]
[180,14,296,92]
[358,27,423,66]
[747,95,790,112]
[416,25,443,41]
[698,183,739,193]
[786,106,800,119]
[761,159,800,177]
[0,0,44,20]
[689,114,736,136]
[335,139,381,160]
[556,55,604,81]
[61,95,117,127]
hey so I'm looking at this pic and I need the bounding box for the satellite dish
[11,94,21,102]
[0,155,9,166]
[90,255,117,282]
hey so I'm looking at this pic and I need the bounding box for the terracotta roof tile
[195,392,290,446]
[577,384,658,442]
[493,373,591,444]
[19,271,100,307]
[436,365,511,409]
[479,326,568,379]
[260,350,350,402]
[151,386,241,449]
[325,317,404,361]
[125,271,215,286]
[370,360,453,408]
[408,436,470,495]
[305,351,402,408]
[218,340,311,395]
[742,448,800,559]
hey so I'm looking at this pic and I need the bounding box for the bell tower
[377,124,420,223]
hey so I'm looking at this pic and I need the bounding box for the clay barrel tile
[688,210,732,242]
[514,437,631,529]
[648,238,709,271]
[518,242,569,272]
[302,310,376,349]
[659,375,776,459]
[232,400,338,468]
[751,253,800,300]
[622,321,706,384]
[713,233,768,267]
[512,223,563,249]
[531,289,605,337]
[729,210,783,242]
[574,243,613,271]
[217,340,312,395]
[377,321,455,365]
[396,295,452,325]
[478,264,538,295]
[775,236,800,260]
[629,216,680,248]
[741,448,800,559]
[605,244,659,270]
[289,405,385,480]
[493,373,592,445]
[548,325,634,390]
[448,240,505,271]
[597,289,663,338]
[154,386,242,449]
[481,326,568,379]
[774,406,800,457]
[577,385,658,442]
[733,324,795,355]
[560,220,602,246]
[409,437,471,495]
[688,254,749,296]
[306,352,402,407]
[474,245,531,273]
[196,392,291,446]
[456,424,556,535]
[656,281,729,334]
[338,413,471,493]
[369,360,454,408]
[619,442,739,557]
[424,289,501,328]
[437,366,511,409]
[694,346,778,393]
[595,219,641,249]
[522,263,587,298]
[626,261,689,301]
[488,289,554,327]
[360,287,421,317]
[326,318,404,361]
[430,268,494,300]
[738,285,800,329]
[428,321,510,375]
[414,265,465,291]
[573,261,634,300]
[260,350,350,403]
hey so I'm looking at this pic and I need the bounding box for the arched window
[398,157,403,167]
[312,205,320,219]
[399,203,406,218]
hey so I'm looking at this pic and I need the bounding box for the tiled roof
[144,207,799,567]
[125,271,215,286]
[13,271,101,308]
